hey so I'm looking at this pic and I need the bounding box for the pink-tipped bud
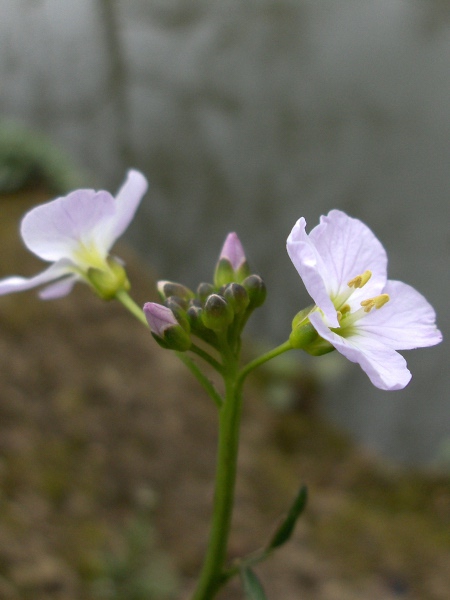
[214,232,250,287]
[143,302,191,351]
[219,233,247,271]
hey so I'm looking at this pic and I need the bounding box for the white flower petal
[287,217,339,326]
[21,189,116,261]
[358,280,442,350]
[99,169,148,250]
[309,210,388,300]
[38,275,79,299]
[0,260,74,296]
[309,311,411,390]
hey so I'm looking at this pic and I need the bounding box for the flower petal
[38,275,79,299]
[309,311,412,390]
[287,217,339,326]
[21,189,116,261]
[309,210,388,300]
[219,232,247,270]
[358,280,442,350]
[99,170,148,250]
[0,260,74,296]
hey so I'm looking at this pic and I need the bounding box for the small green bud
[197,282,215,304]
[202,294,234,332]
[223,283,250,314]
[242,275,267,309]
[157,280,195,302]
[86,258,130,300]
[164,297,190,331]
[186,304,218,345]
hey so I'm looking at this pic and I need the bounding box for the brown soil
[0,191,449,600]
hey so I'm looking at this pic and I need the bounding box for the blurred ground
[0,190,449,600]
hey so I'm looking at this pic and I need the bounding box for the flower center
[74,242,108,271]
[332,270,390,333]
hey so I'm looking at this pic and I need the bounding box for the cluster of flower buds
[144,233,266,352]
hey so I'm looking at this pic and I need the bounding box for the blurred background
[0,1,449,598]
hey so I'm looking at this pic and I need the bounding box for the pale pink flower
[0,170,147,299]
[287,210,442,390]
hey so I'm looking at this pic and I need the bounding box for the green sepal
[240,567,268,600]
[289,321,318,350]
[86,258,130,300]
[290,307,335,355]
[236,260,251,283]
[303,337,335,356]
[267,484,307,550]
[214,258,235,288]
[151,324,191,352]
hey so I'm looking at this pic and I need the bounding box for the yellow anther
[340,303,351,315]
[360,294,390,312]
[347,270,372,289]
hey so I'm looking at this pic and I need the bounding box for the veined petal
[309,311,411,390]
[309,210,388,301]
[287,217,339,326]
[357,280,442,350]
[0,260,74,296]
[21,189,116,262]
[99,170,148,250]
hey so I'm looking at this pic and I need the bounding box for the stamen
[347,270,372,289]
[340,303,351,315]
[360,294,390,313]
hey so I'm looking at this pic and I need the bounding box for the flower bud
[223,283,250,314]
[214,232,250,287]
[242,275,267,309]
[186,304,218,346]
[144,302,191,351]
[86,258,130,300]
[197,282,215,304]
[202,294,234,332]
[157,280,194,302]
[163,296,190,331]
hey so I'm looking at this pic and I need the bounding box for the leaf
[241,567,268,600]
[268,484,307,549]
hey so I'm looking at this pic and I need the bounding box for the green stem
[190,343,224,374]
[115,291,224,407]
[115,289,148,326]
[191,360,243,600]
[237,340,292,387]
[177,353,223,409]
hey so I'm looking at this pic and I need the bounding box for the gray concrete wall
[1,0,449,466]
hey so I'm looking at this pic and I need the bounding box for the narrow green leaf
[241,567,268,600]
[268,484,307,549]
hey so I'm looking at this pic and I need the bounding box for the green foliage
[0,121,80,194]
[90,513,178,600]
[240,568,268,600]
[268,484,307,549]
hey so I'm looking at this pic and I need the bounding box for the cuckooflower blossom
[287,210,442,390]
[0,170,148,299]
